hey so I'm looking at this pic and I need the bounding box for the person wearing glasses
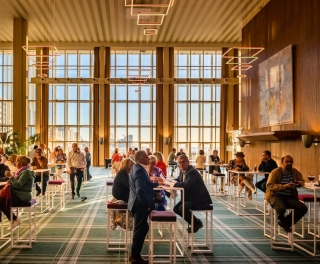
[31,148,49,196]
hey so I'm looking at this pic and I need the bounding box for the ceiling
[0,0,268,46]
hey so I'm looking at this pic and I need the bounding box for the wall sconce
[99,137,104,145]
[302,135,320,148]
[239,140,250,148]
[163,137,171,145]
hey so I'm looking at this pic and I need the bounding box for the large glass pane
[128,103,139,125]
[68,103,77,125]
[67,127,78,141]
[128,86,139,100]
[79,53,90,65]
[203,103,212,126]
[80,85,90,100]
[115,127,126,142]
[80,103,90,125]
[141,103,151,126]
[54,127,65,141]
[56,85,65,100]
[190,85,200,100]
[116,103,127,125]
[55,103,65,125]
[116,85,127,100]
[67,53,77,65]
[116,53,127,66]
[203,128,212,142]
[140,85,151,100]
[191,103,200,126]
[177,103,187,125]
[68,85,77,100]
[128,52,139,66]
[140,128,151,142]
[177,85,187,100]
[79,127,90,141]
[110,103,115,126]
[177,127,187,142]
[128,127,139,143]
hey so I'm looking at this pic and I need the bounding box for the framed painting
[259,45,293,127]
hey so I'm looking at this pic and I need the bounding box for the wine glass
[308,175,316,187]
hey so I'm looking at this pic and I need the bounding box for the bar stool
[149,210,177,264]
[188,205,213,253]
[297,194,320,238]
[106,202,129,251]
[0,212,10,249]
[263,200,272,238]
[48,180,66,211]
[10,199,38,249]
[211,173,226,196]
[106,181,113,213]
[270,207,295,251]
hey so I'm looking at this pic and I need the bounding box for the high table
[33,168,50,213]
[294,185,320,256]
[152,186,185,257]
[227,170,269,216]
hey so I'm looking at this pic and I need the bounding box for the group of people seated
[109,148,212,264]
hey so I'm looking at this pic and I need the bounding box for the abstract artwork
[259,45,293,127]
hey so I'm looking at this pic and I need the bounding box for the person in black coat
[256,150,278,192]
[112,158,135,203]
[0,163,10,182]
[173,155,212,233]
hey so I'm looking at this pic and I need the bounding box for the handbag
[0,181,12,200]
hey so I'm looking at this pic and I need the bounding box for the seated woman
[195,149,206,175]
[0,155,35,229]
[227,152,256,199]
[153,151,167,177]
[110,158,135,231]
[148,155,167,211]
[55,149,67,180]
[5,154,17,172]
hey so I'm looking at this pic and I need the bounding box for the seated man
[31,148,49,196]
[208,149,222,174]
[176,149,185,157]
[255,150,278,193]
[173,155,212,233]
[0,162,10,181]
[266,155,308,232]
[168,148,177,176]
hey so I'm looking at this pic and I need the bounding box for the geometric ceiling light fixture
[231,65,253,71]
[126,68,151,84]
[222,46,264,59]
[126,0,174,16]
[226,56,258,65]
[137,13,165,25]
[144,28,158,35]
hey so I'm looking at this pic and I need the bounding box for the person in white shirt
[28,145,38,159]
[67,143,86,200]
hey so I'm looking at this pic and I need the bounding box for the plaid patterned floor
[0,167,319,263]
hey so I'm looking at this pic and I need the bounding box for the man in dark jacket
[0,163,10,181]
[256,150,278,192]
[173,155,212,233]
[128,150,158,264]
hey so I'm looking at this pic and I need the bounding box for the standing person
[0,148,8,164]
[67,143,86,200]
[111,148,121,174]
[266,155,307,232]
[128,151,159,264]
[31,148,49,196]
[173,155,212,233]
[256,150,278,193]
[167,148,177,176]
[84,147,92,180]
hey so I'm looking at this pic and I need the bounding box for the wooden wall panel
[241,0,320,178]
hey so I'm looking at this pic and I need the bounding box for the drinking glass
[308,175,316,187]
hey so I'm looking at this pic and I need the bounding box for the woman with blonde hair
[153,151,167,176]
[110,158,135,230]
[5,154,18,172]
[1,155,35,230]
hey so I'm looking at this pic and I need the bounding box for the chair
[48,180,66,211]
[106,202,129,252]
[106,181,113,213]
[188,205,213,253]
[270,207,295,251]
[10,199,38,249]
[149,210,177,264]
[0,212,10,249]
[211,173,226,196]
[297,194,320,238]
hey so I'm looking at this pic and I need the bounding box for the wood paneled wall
[241,0,320,178]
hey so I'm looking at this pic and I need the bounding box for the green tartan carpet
[0,167,319,263]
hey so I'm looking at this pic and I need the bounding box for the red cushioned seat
[106,181,114,186]
[48,180,65,185]
[107,202,127,209]
[212,173,225,176]
[149,210,177,222]
[298,194,320,202]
